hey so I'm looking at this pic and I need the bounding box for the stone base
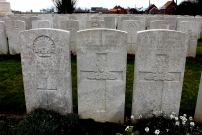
[0,11,13,16]
[0,2,13,16]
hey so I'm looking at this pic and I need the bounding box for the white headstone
[32,20,52,29]
[91,16,103,21]
[150,20,170,29]
[176,17,188,31]
[38,14,53,28]
[104,17,116,29]
[86,20,105,29]
[131,16,146,30]
[179,21,201,38]
[28,16,40,29]
[77,28,127,124]
[146,16,160,29]
[19,28,72,115]
[194,72,202,123]
[193,17,202,38]
[76,14,90,30]
[61,20,79,54]
[69,14,78,20]
[179,21,200,57]
[117,16,130,30]
[132,30,188,121]
[9,16,28,29]
[122,20,141,54]
[187,30,198,57]
[0,21,8,54]
[0,16,10,23]
[6,20,25,55]
[164,17,177,30]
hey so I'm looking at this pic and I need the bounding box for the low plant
[117,111,202,135]
[17,108,80,135]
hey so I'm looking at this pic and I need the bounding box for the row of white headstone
[19,27,202,124]
[0,14,201,57]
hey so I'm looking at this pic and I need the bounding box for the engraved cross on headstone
[139,54,181,110]
[37,69,57,91]
[80,53,123,112]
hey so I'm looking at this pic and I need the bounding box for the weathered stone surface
[122,20,141,54]
[179,21,201,38]
[146,16,160,29]
[193,17,202,38]
[187,30,198,57]
[19,28,72,115]
[6,20,25,54]
[0,21,8,54]
[86,20,105,29]
[0,0,13,16]
[195,72,202,123]
[77,28,127,124]
[117,16,130,30]
[61,20,79,54]
[32,20,52,29]
[179,21,200,57]
[69,14,78,20]
[0,16,10,23]
[165,17,177,30]
[132,30,188,121]
[9,16,28,29]
[91,16,103,21]
[54,15,69,29]
[150,20,170,29]
[131,16,146,30]
[76,14,90,30]
[38,14,53,28]
[28,16,40,29]
[176,17,188,30]
[104,17,115,29]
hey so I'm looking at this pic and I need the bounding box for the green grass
[0,40,202,115]
[196,39,202,55]
[0,55,25,112]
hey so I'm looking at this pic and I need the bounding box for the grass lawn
[0,40,202,114]
[0,39,202,134]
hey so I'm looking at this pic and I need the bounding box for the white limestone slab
[32,20,52,29]
[146,16,160,29]
[77,28,127,124]
[132,30,188,121]
[6,20,25,54]
[104,17,115,29]
[38,14,53,28]
[150,20,170,29]
[86,20,105,29]
[176,17,188,30]
[0,21,8,54]
[165,17,177,30]
[179,21,200,57]
[194,72,202,123]
[117,16,130,30]
[131,16,146,30]
[28,16,40,29]
[19,28,72,115]
[61,20,79,54]
[0,1,13,16]
[122,20,141,54]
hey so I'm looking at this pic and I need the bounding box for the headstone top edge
[137,29,188,35]
[20,28,71,34]
[77,28,128,34]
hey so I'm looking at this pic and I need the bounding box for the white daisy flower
[145,127,149,132]
[154,129,160,135]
